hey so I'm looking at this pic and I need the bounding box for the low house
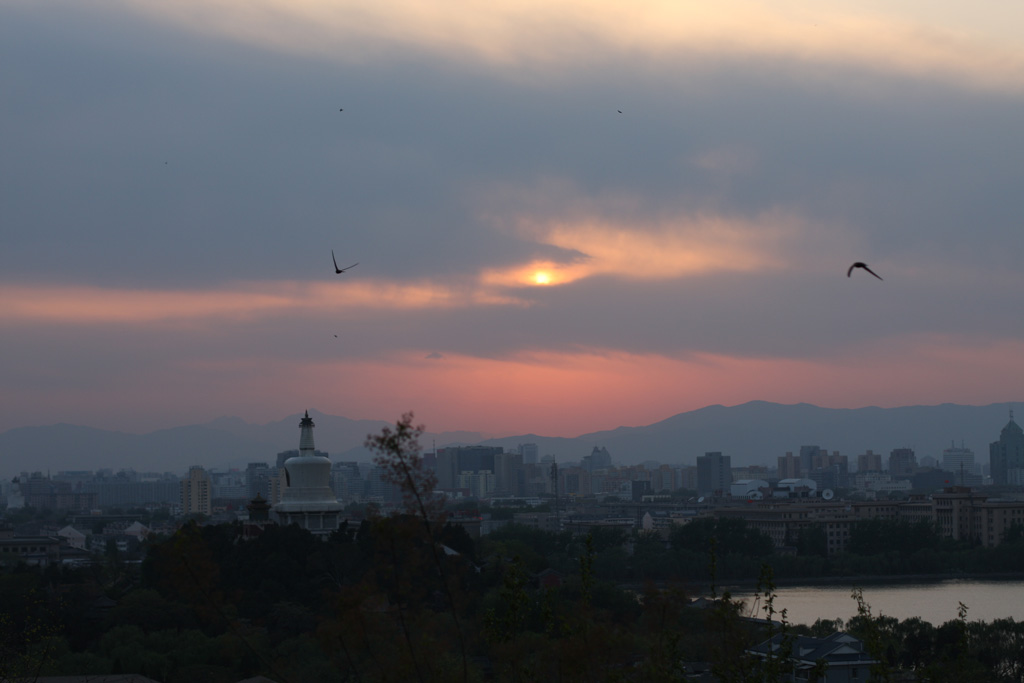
[747,631,877,682]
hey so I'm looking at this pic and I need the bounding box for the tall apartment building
[941,443,977,477]
[434,446,502,490]
[889,448,917,477]
[696,452,731,496]
[517,443,539,465]
[857,450,883,473]
[799,446,822,475]
[494,452,524,496]
[246,462,271,499]
[990,412,1024,486]
[778,452,800,479]
[180,466,212,516]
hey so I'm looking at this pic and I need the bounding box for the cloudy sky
[3,0,1023,438]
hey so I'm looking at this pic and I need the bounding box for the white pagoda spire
[272,409,343,535]
[299,410,316,452]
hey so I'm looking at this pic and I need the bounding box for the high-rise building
[857,450,883,473]
[582,447,612,471]
[435,446,502,490]
[272,411,343,535]
[809,452,849,489]
[799,446,822,476]
[888,448,917,477]
[778,452,800,479]
[246,462,271,499]
[180,466,212,515]
[330,462,363,503]
[941,443,977,477]
[494,452,524,496]
[518,443,539,465]
[990,411,1024,486]
[696,452,731,496]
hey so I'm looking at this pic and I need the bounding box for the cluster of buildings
[3,410,1024,563]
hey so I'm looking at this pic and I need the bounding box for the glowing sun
[533,271,552,285]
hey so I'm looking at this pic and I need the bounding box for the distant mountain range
[0,401,1018,478]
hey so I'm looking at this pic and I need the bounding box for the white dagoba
[272,411,343,535]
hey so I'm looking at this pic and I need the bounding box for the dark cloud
[4,2,1024,434]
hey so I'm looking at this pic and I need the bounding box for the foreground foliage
[4,415,1024,681]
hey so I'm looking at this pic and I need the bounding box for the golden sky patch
[481,210,813,288]
[105,0,1024,93]
[0,279,522,324]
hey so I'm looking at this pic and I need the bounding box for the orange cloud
[481,209,818,288]
[0,279,522,324]
[104,0,1024,93]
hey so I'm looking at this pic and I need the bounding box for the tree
[364,412,469,683]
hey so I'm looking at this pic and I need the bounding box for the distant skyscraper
[857,450,883,473]
[696,452,731,496]
[246,462,271,499]
[888,448,917,477]
[180,466,212,515]
[778,452,800,479]
[518,443,539,465]
[272,411,343,535]
[582,447,612,471]
[435,446,502,490]
[990,411,1024,486]
[494,452,524,496]
[330,462,363,503]
[799,446,822,475]
[941,443,976,478]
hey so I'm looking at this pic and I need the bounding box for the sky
[2,0,1024,438]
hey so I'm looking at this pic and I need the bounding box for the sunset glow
[112,0,1024,92]
[3,0,1023,447]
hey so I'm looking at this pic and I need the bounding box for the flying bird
[847,262,883,280]
[617,110,622,113]
[332,250,358,274]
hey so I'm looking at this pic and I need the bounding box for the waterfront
[729,579,1024,626]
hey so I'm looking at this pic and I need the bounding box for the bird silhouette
[332,250,358,274]
[847,262,882,280]
[617,110,622,113]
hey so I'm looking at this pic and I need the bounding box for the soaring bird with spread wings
[847,262,882,280]
[332,250,359,274]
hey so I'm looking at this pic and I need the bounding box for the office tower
[990,411,1024,486]
[778,452,800,478]
[518,443,539,465]
[696,452,731,496]
[180,466,212,515]
[246,462,271,499]
[888,448,917,477]
[941,443,976,476]
[857,450,883,473]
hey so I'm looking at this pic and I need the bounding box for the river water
[727,579,1024,627]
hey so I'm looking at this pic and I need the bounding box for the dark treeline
[630,517,1024,582]
[3,516,1024,682]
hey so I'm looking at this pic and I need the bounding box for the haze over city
[3,0,1024,440]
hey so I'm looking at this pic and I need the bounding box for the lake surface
[727,579,1024,626]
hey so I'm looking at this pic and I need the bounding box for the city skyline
[3,1,1024,437]
[1,400,1019,479]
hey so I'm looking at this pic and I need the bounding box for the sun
[533,271,552,285]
